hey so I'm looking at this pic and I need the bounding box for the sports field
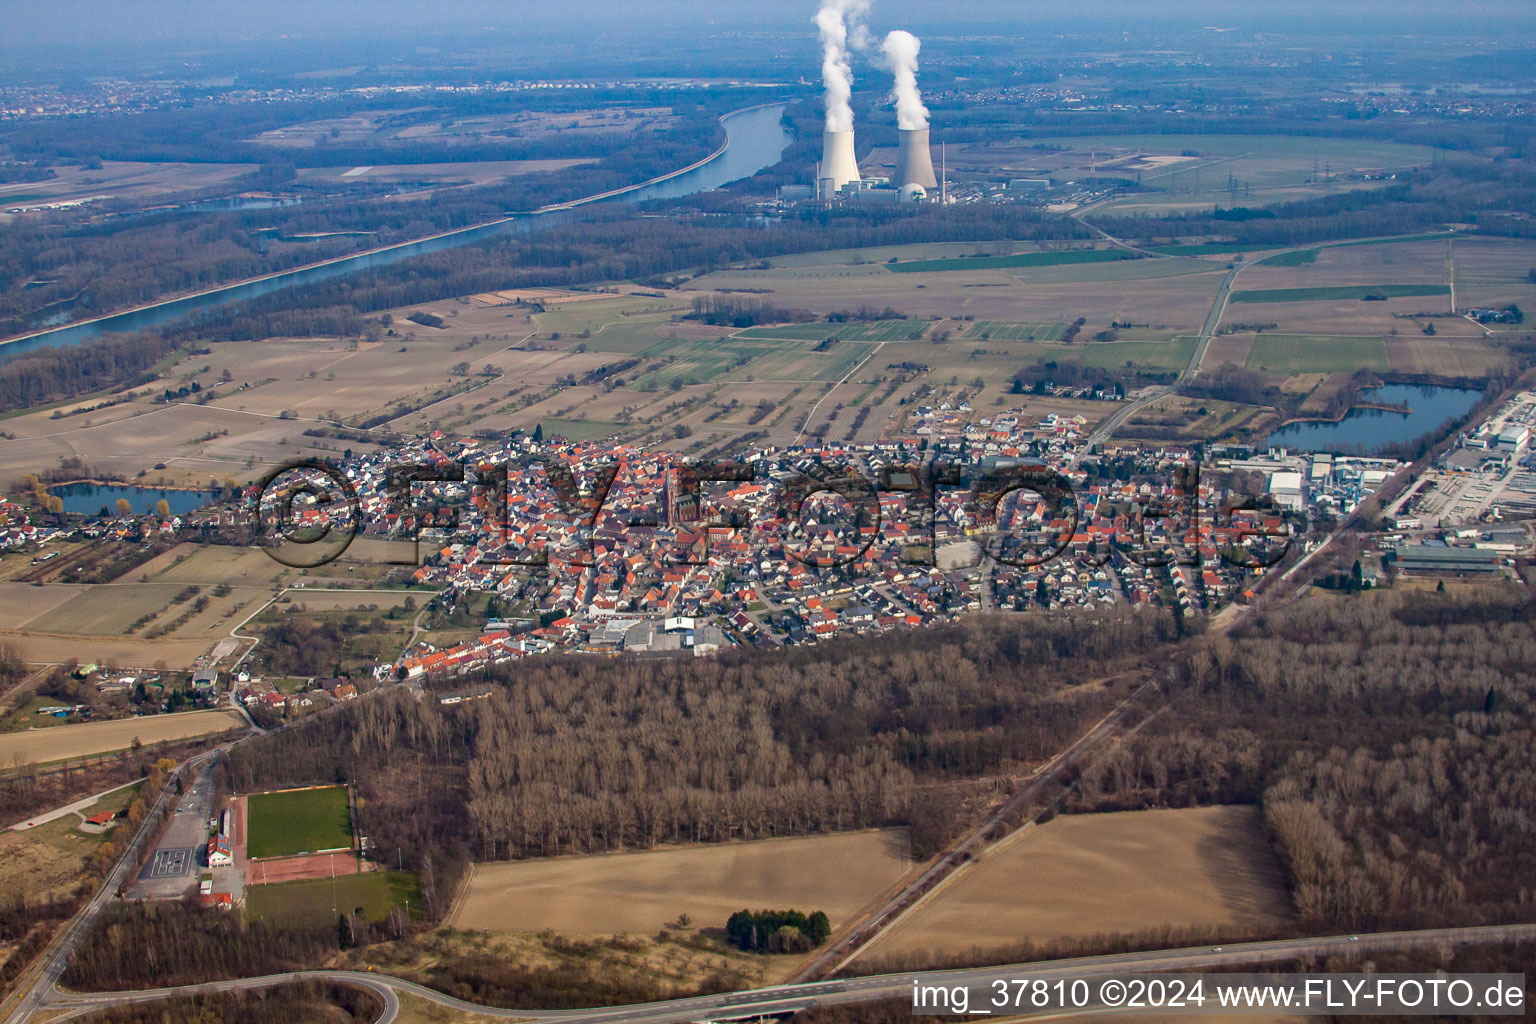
[1231,284,1450,304]
[246,785,353,859]
[861,806,1290,962]
[246,870,418,929]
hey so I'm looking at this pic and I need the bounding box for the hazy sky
[5,0,1535,49]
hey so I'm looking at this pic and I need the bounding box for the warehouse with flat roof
[1391,543,1502,575]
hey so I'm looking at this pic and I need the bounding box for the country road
[1076,260,1242,457]
[35,924,1536,1024]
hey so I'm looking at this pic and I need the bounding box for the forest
[1066,585,1536,935]
[0,331,180,415]
[226,607,1174,871]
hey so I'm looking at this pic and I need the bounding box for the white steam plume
[815,0,871,133]
[881,29,928,130]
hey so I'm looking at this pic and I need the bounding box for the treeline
[1066,586,1536,935]
[687,295,813,327]
[64,902,338,991]
[0,331,181,415]
[175,204,1093,343]
[226,608,1176,872]
[72,983,381,1024]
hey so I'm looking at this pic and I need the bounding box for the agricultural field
[887,249,1132,273]
[1244,335,1392,374]
[246,785,354,859]
[630,338,876,389]
[0,710,246,767]
[735,319,930,342]
[861,806,1290,962]
[976,133,1442,215]
[246,870,417,929]
[0,583,87,631]
[1231,284,1450,304]
[962,321,1068,342]
[452,829,913,937]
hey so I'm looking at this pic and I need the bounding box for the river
[2,103,793,359]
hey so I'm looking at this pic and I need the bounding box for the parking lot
[127,765,215,900]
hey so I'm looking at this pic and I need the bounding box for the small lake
[54,483,216,517]
[1265,384,1483,454]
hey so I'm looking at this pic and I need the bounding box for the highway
[35,924,1536,1024]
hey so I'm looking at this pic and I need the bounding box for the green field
[735,319,929,342]
[885,249,1134,273]
[246,785,353,859]
[1245,334,1391,373]
[1231,284,1450,304]
[539,417,626,441]
[1147,243,1280,257]
[1077,335,1199,372]
[246,870,419,929]
[1257,249,1320,267]
[963,321,1069,342]
[1258,233,1458,268]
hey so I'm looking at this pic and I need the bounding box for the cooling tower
[894,128,938,190]
[820,130,861,194]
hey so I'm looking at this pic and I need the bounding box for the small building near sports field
[206,834,233,868]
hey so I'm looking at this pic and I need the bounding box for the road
[0,746,221,1024]
[7,777,140,832]
[35,924,1536,1024]
[1077,260,1243,457]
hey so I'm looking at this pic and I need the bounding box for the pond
[54,483,217,517]
[1264,384,1482,454]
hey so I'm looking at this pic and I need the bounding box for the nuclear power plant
[894,127,937,189]
[818,129,862,197]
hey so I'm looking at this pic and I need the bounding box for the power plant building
[818,130,862,196]
[894,128,938,189]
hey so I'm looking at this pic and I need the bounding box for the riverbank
[0,103,786,356]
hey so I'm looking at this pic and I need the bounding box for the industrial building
[1390,542,1503,575]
